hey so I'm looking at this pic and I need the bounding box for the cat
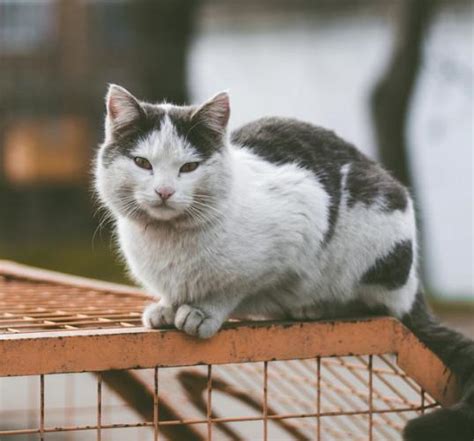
[94,84,474,441]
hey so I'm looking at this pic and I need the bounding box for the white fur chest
[117,218,216,302]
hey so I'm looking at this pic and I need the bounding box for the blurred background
[0,0,472,306]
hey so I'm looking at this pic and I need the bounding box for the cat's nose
[155,187,175,201]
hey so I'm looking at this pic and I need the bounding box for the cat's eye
[134,156,152,170]
[179,162,199,173]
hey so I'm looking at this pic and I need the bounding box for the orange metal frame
[0,260,461,440]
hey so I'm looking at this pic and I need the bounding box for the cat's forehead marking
[101,101,220,168]
[135,114,198,162]
[158,114,176,145]
[141,103,223,162]
[159,103,174,112]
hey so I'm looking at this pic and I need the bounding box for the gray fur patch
[346,162,408,212]
[361,240,413,289]
[168,106,225,160]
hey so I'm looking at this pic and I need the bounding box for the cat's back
[231,116,366,172]
[232,116,411,253]
[231,116,409,215]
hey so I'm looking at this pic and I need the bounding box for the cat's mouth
[143,201,184,221]
[148,202,175,211]
[140,196,168,207]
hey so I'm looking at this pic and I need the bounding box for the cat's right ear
[105,84,143,139]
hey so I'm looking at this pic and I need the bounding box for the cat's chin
[144,205,183,222]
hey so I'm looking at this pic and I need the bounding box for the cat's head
[95,85,231,225]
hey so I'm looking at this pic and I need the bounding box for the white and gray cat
[95,85,474,441]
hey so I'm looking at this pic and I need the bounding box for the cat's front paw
[142,302,175,329]
[174,304,221,339]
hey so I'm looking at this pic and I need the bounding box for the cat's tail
[401,289,474,441]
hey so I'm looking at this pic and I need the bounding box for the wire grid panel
[0,354,439,441]
[0,275,147,334]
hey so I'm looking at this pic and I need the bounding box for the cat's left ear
[192,91,230,135]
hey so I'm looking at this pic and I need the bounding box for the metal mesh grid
[0,275,147,334]
[0,354,439,440]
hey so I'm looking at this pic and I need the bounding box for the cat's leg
[142,297,176,329]
[174,293,245,339]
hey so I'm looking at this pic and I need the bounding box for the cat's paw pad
[142,302,175,329]
[174,304,220,339]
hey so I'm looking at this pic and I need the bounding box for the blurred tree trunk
[130,0,199,104]
[371,0,436,188]
[371,0,437,285]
